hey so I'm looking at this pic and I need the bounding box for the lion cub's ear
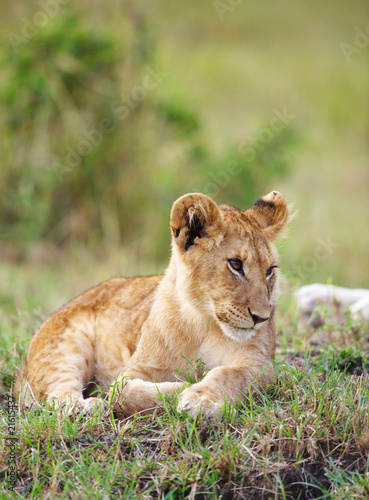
[170,193,224,252]
[246,191,290,241]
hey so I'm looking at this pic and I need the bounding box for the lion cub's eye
[228,259,244,275]
[266,266,277,279]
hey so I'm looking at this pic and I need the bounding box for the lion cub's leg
[178,361,274,418]
[110,374,182,417]
[16,313,106,414]
[16,374,105,414]
[45,389,107,415]
[47,393,107,415]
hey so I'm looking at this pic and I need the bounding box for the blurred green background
[0,0,368,332]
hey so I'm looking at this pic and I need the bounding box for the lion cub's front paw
[177,385,223,419]
[80,397,108,415]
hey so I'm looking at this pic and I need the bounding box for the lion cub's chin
[218,323,258,342]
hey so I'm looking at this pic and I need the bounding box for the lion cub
[14,191,289,417]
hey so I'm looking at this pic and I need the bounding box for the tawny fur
[14,191,290,418]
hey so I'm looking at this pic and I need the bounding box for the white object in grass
[295,284,369,321]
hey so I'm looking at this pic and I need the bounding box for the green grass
[1,296,368,499]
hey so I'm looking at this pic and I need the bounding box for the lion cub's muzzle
[216,304,270,330]
[214,303,270,342]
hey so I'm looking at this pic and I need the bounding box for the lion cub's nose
[248,308,269,325]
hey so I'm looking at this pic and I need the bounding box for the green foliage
[176,355,207,384]
[317,461,369,499]
[1,7,150,251]
[316,345,369,375]
[201,124,299,206]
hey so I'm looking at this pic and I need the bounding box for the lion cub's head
[169,191,290,342]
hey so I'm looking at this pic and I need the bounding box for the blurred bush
[0,2,299,264]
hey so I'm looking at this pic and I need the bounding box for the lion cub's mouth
[217,322,258,343]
